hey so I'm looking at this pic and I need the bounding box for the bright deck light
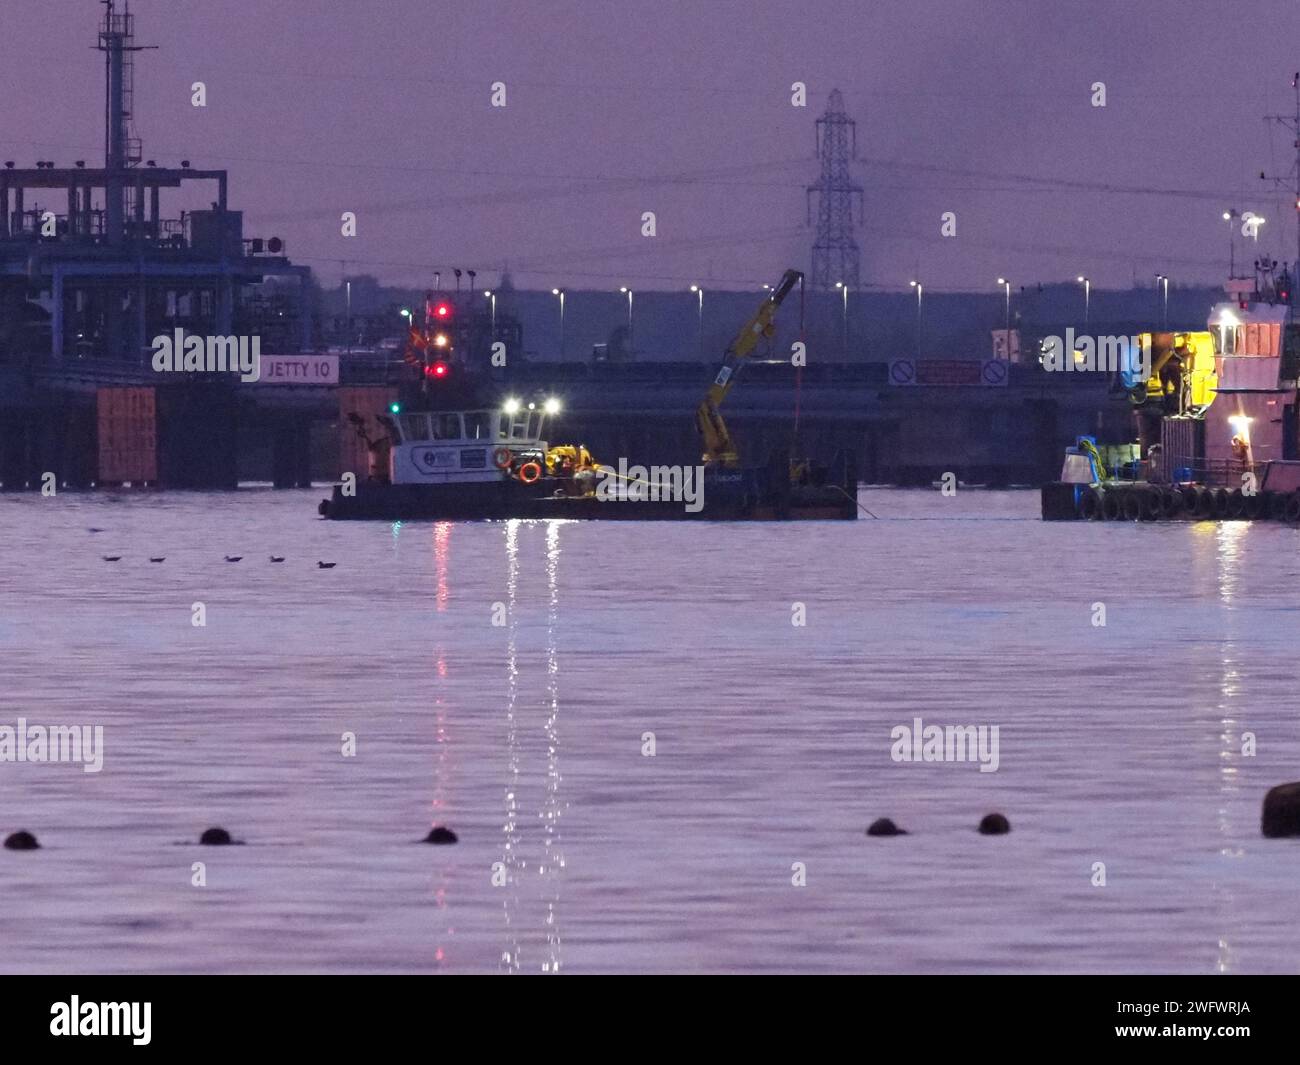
[544,398,561,415]
[503,398,521,414]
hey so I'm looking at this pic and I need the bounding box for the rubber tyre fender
[1286,493,1300,524]
[1079,486,1105,520]
[1121,489,1143,521]
[1138,488,1161,521]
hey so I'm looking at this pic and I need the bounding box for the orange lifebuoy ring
[492,447,514,470]
[517,461,542,484]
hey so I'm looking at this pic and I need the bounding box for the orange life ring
[517,461,542,484]
[492,447,514,470]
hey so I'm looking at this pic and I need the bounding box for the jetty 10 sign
[256,354,339,386]
[888,358,1009,387]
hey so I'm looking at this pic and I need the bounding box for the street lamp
[619,286,634,358]
[689,285,704,358]
[1155,274,1169,329]
[1076,275,1090,328]
[908,280,923,358]
[996,278,1012,360]
[483,290,496,337]
[835,281,849,356]
[1223,209,1239,277]
[345,278,353,354]
[552,288,566,358]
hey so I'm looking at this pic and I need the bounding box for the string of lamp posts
[445,277,1027,363]
[386,270,1230,366]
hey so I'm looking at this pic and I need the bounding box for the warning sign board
[887,358,1009,386]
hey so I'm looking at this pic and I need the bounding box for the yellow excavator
[695,268,804,466]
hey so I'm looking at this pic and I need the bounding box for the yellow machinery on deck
[1129,331,1218,412]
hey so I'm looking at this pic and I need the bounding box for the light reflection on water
[428,520,453,967]
[2,488,1300,974]
[1212,520,1249,974]
[542,519,566,972]
[500,519,522,973]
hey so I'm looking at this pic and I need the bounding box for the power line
[5,137,1263,206]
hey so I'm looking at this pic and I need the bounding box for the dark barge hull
[1041,480,1300,523]
[320,457,859,521]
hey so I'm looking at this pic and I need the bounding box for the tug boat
[319,396,588,520]
[1041,261,1300,522]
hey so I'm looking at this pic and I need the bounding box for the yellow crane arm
[695,269,803,465]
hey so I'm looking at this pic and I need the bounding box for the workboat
[319,270,859,521]
[1041,260,1300,522]
[318,395,858,521]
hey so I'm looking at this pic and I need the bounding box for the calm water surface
[2,488,1299,973]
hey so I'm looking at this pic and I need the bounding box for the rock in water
[424,826,458,844]
[865,818,907,837]
[199,827,233,846]
[3,830,40,850]
[1261,783,1300,838]
[979,813,1011,835]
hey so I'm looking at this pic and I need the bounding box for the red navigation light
[427,361,449,379]
[434,301,452,319]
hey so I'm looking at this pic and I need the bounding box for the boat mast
[1262,72,1300,319]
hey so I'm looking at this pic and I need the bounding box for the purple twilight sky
[3,0,1298,293]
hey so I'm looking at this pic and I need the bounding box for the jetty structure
[0,1,313,489]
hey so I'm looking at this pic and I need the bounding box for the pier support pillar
[272,416,312,488]
[1,414,30,489]
[157,382,237,489]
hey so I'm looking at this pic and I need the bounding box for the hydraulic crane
[695,269,803,466]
